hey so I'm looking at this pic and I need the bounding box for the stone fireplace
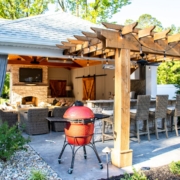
[9,65,48,106]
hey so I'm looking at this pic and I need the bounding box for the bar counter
[86,98,176,110]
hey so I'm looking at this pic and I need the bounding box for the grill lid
[63,106,94,120]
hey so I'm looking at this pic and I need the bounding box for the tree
[157,61,177,84]
[0,0,53,19]
[124,19,135,25]
[137,14,163,32]
[57,0,131,24]
[165,24,178,35]
[125,14,163,32]
[1,73,10,99]
[57,0,66,11]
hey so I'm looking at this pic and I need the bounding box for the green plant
[131,168,147,180]
[1,73,10,99]
[169,161,180,175]
[0,122,30,161]
[120,172,132,180]
[28,169,47,180]
[120,168,148,180]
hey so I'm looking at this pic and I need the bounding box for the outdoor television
[19,68,43,83]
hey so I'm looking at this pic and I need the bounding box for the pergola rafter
[56,22,180,167]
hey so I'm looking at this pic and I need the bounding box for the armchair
[0,109,18,127]
[51,106,69,131]
[19,108,49,135]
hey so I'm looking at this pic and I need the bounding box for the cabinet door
[82,77,95,100]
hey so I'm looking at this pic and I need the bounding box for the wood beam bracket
[153,29,171,41]
[91,27,106,41]
[168,33,180,43]
[138,26,155,39]
[122,22,138,35]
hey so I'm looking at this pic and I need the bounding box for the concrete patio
[24,131,180,180]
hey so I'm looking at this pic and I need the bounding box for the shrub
[0,122,30,161]
[28,169,47,180]
[120,168,147,180]
[169,161,180,175]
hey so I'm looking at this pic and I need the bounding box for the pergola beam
[74,35,91,41]
[102,22,124,30]
[56,44,70,49]
[82,31,97,38]
[67,39,84,44]
[61,41,76,47]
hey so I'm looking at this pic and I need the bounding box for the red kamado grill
[58,101,103,174]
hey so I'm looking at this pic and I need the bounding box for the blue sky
[48,0,180,28]
[111,0,180,28]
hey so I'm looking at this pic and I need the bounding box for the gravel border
[0,144,62,180]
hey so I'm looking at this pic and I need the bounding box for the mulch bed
[98,164,180,180]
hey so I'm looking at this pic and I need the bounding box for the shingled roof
[0,12,97,47]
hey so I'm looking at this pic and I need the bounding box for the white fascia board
[0,37,59,48]
[0,44,64,57]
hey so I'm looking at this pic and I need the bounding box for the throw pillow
[55,102,61,106]
[53,98,58,105]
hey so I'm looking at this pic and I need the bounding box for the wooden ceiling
[7,55,82,69]
[8,22,180,70]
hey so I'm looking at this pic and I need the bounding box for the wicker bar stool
[130,95,151,143]
[167,95,180,136]
[101,109,114,143]
[102,115,114,142]
[149,95,169,139]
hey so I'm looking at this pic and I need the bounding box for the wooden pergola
[56,22,180,167]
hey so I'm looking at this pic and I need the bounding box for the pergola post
[111,48,133,167]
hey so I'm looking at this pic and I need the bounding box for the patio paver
[24,131,180,180]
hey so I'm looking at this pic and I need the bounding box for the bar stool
[167,95,180,136]
[130,95,151,143]
[101,109,114,143]
[149,95,169,139]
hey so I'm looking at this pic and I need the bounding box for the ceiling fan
[137,53,160,66]
[30,57,40,64]
[17,56,46,64]
[137,53,149,66]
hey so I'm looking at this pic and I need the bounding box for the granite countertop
[86,98,176,103]
[86,100,114,103]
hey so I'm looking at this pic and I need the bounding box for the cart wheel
[100,164,103,169]
[68,168,73,174]
[58,159,61,164]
